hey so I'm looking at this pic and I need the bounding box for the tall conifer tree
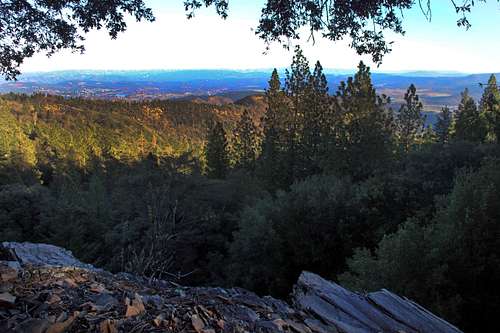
[435,106,452,144]
[396,84,425,152]
[233,109,260,171]
[259,69,289,189]
[284,46,311,181]
[454,89,487,143]
[480,74,500,142]
[334,61,394,178]
[205,121,230,179]
[301,61,330,176]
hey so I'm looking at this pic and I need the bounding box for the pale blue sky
[21,1,500,73]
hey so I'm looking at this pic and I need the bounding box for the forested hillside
[1,48,499,332]
[0,93,259,167]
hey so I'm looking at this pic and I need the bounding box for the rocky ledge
[0,242,462,333]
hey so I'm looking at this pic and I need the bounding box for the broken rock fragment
[99,319,118,333]
[45,312,77,333]
[0,292,16,307]
[0,261,19,282]
[191,314,206,332]
[125,293,146,317]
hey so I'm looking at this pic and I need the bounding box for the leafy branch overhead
[0,0,496,79]
[0,0,155,80]
[184,1,495,63]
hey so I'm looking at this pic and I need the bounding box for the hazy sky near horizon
[20,0,500,73]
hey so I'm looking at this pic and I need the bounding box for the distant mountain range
[1,69,497,112]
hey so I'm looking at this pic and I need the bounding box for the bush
[229,175,396,296]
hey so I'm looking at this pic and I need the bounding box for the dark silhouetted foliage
[205,121,230,179]
[0,0,154,79]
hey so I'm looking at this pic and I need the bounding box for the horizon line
[13,68,500,77]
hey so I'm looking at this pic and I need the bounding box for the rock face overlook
[1,242,462,333]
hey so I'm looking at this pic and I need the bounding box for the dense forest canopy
[1,0,497,79]
[1,47,500,331]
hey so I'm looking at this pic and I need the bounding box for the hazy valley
[2,70,496,112]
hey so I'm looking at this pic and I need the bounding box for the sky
[20,0,500,74]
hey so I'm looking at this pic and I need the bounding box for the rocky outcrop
[293,272,462,333]
[0,242,463,333]
[1,242,96,270]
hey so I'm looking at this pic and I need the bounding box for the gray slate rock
[292,271,463,333]
[1,242,95,270]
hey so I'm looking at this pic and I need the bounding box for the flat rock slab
[293,271,463,333]
[1,242,95,270]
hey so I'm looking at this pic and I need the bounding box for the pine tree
[233,109,260,171]
[285,46,311,101]
[205,121,230,179]
[301,61,330,176]
[435,106,452,144]
[284,46,311,181]
[259,69,289,189]
[334,61,394,178]
[454,89,487,143]
[422,125,437,145]
[396,84,425,152]
[259,124,280,187]
[480,74,500,142]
